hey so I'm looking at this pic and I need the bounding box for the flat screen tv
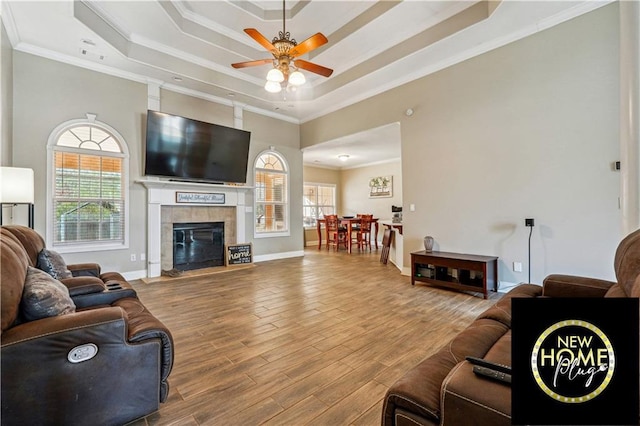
[144,110,251,184]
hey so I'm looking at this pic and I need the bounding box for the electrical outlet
[140,253,146,261]
[130,254,136,262]
[513,262,523,272]
[525,218,535,227]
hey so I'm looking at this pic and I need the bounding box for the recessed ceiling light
[338,154,350,162]
[172,76,183,82]
[227,93,235,98]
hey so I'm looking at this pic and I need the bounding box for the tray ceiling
[2,0,611,168]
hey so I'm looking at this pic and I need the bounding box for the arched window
[46,114,129,252]
[254,150,289,237]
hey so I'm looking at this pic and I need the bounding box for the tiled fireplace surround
[161,206,236,271]
[139,179,251,278]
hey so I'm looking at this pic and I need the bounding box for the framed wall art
[369,175,393,198]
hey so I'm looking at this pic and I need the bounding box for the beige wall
[11,52,304,275]
[1,22,12,166]
[341,160,402,242]
[160,90,234,128]
[1,21,15,225]
[304,166,341,187]
[301,4,621,284]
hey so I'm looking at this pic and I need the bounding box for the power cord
[525,218,535,283]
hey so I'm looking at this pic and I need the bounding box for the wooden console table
[410,251,498,299]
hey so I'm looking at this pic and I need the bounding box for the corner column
[620,2,640,234]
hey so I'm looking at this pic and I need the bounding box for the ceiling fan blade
[232,59,273,69]
[289,33,328,57]
[294,59,334,77]
[244,28,277,54]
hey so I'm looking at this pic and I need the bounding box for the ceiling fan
[231,0,333,93]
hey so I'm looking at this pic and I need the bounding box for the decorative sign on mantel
[176,191,225,204]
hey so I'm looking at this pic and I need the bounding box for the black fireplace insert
[173,222,224,271]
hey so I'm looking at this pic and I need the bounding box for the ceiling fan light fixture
[265,80,282,93]
[266,68,285,83]
[231,0,332,93]
[289,70,305,86]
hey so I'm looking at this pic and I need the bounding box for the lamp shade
[265,80,282,93]
[0,167,35,203]
[289,70,306,86]
[266,68,285,83]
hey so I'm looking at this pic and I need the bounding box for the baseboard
[497,281,520,293]
[122,269,147,281]
[253,250,305,263]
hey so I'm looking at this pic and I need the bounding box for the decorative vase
[423,236,434,252]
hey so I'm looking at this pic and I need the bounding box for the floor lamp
[0,167,35,228]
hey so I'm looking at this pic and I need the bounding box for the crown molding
[1,2,21,48]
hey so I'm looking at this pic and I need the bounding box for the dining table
[316,216,379,253]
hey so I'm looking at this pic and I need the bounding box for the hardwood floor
[130,247,501,426]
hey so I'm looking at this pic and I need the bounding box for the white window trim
[46,115,130,253]
[303,181,337,230]
[253,149,290,238]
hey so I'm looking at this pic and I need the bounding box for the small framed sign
[226,243,253,265]
[176,191,225,204]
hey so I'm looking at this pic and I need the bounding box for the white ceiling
[2,0,611,169]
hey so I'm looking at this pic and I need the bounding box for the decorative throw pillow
[21,266,76,321]
[37,249,72,280]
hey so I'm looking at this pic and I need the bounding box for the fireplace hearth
[173,222,224,271]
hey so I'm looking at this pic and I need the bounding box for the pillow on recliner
[37,249,72,279]
[21,266,76,321]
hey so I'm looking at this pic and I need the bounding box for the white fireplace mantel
[137,178,254,277]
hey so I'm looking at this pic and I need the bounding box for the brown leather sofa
[382,228,640,426]
[1,225,174,426]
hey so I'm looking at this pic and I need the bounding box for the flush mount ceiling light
[232,0,333,94]
[338,154,350,162]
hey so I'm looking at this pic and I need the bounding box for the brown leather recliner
[382,228,640,426]
[1,225,174,426]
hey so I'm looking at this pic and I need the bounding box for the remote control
[465,356,511,374]
[472,365,512,384]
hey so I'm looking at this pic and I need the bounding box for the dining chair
[380,228,393,264]
[352,214,373,251]
[325,214,348,251]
